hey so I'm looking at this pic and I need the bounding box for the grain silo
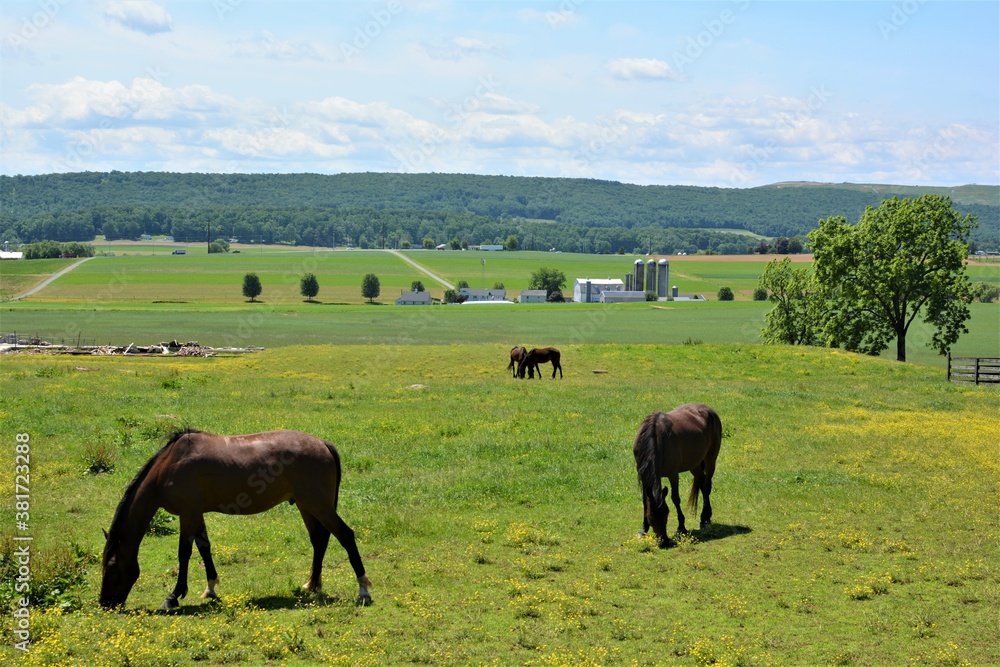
[633,259,645,292]
[646,259,656,296]
[657,259,669,298]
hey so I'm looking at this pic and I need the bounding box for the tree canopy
[528,267,567,299]
[361,273,380,303]
[809,196,977,362]
[242,273,262,302]
[2,172,995,253]
[300,273,319,301]
[756,258,823,346]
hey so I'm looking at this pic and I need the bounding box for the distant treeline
[2,172,996,252]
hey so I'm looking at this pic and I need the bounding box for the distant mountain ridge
[1,172,996,250]
[757,181,998,207]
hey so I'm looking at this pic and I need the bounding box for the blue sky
[1,1,997,187]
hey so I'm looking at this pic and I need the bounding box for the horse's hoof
[356,594,373,607]
[160,597,179,611]
[200,590,219,600]
[699,521,711,531]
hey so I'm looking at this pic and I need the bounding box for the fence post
[975,357,980,385]
[947,352,952,382]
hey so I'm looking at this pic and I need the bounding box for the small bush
[645,291,658,301]
[146,508,178,536]
[0,538,92,611]
[972,281,999,303]
[717,286,735,301]
[82,441,117,475]
[753,287,769,301]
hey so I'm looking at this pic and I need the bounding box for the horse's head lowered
[100,531,140,608]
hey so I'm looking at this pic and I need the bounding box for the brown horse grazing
[518,347,563,379]
[100,428,372,610]
[633,404,722,546]
[507,346,528,378]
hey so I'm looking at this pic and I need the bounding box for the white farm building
[572,278,625,303]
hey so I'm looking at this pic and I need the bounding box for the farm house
[395,290,432,306]
[572,278,624,303]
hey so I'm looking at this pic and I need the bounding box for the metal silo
[657,259,669,298]
[646,259,656,296]
[625,273,633,291]
[633,259,644,292]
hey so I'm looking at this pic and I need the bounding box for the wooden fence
[947,355,1000,385]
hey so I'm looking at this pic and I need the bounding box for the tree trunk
[896,334,906,362]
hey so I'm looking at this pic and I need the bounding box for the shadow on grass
[692,522,751,543]
[147,589,348,615]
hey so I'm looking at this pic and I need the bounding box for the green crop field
[2,249,997,368]
[0,344,997,666]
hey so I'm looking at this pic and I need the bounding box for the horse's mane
[634,413,665,508]
[106,428,201,543]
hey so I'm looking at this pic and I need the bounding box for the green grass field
[1,344,997,666]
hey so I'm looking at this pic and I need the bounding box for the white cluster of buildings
[395,258,701,305]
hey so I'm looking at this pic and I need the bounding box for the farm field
[0,344,997,666]
[2,249,997,368]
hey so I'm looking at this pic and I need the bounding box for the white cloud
[102,1,173,35]
[422,36,505,61]
[2,77,996,186]
[15,77,242,126]
[605,58,682,82]
[230,31,326,61]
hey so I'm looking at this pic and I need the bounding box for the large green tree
[361,273,381,303]
[809,195,976,362]
[300,273,319,301]
[242,272,262,302]
[528,267,567,300]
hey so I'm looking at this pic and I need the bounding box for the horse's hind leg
[314,510,372,605]
[699,466,716,530]
[298,508,330,593]
[667,472,687,535]
[194,526,220,599]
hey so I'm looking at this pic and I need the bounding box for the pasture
[1,344,997,666]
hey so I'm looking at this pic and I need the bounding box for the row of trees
[241,272,381,304]
[19,241,95,259]
[756,196,980,362]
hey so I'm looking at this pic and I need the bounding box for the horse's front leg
[194,526,220,599]
[162,528,194,610]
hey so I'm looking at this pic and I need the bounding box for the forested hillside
[2,172,996,253]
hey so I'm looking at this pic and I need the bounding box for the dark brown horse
[633,404,722,546]
[518,347,563,379]
[507,346,528,378]
[100,428,372,610]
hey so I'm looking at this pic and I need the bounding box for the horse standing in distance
[100,428,372,610]
[633,403,722,546]
[518,347,563,379]
[507,346,528,378]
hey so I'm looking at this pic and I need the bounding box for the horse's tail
[633,412,666,520]
[688,407,722,511]
[688,471,701,513]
